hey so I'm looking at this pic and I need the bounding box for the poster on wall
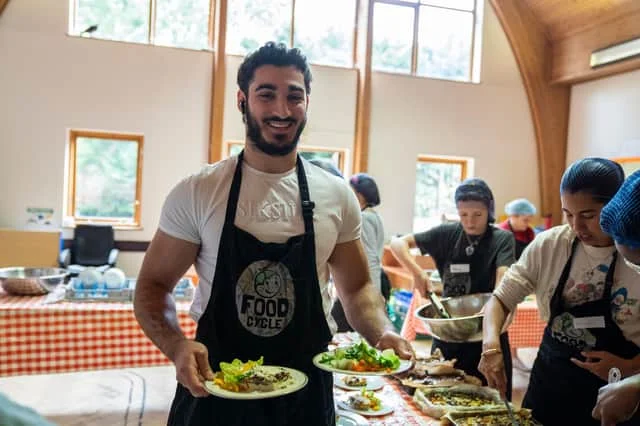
[26,207,55,229]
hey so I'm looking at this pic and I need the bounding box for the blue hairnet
[600,170,640,249]
[505,198,537,216]
[454,178,495,222]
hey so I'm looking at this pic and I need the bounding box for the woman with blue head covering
[498,198,537,260]
[391,177,516,399]
[592,170,640,426]
[480,158,640,426]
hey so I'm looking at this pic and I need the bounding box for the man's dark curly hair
[237,41,312,95]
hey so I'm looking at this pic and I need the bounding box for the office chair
[59,225,119,276]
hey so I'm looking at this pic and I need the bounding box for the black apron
[507,221,530,260]
[432,228,513,400]
[523,239,640,426]
[168,152,334,426]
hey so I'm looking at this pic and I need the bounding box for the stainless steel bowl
[415,293,492,343]
[0,267,68,296]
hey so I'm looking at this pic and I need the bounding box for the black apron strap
[549,238,580,316]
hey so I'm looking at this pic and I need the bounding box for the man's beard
[245,105,306,157]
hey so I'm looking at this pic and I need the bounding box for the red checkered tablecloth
[0,289,196,377]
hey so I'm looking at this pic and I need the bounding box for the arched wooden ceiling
[490,0,640,224]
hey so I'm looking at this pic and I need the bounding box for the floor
[0,343,537,426]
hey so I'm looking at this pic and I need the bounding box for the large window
[372,0,482,82]
[70,0,211,50]
[224,141,346,174]
[413,155,470,233]
[66,130,144,228]
[226,0,358,67]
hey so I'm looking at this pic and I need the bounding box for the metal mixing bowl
[0,267,68,295]
[415,293,492,343]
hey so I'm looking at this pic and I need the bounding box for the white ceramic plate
[204,366,308,400]
[313,352,412,376]
[336,408,370,425]
[337,397,394,417]
[334,374,385,391]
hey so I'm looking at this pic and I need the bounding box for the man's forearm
[389,239,423,277]
[341,283,395,346]
[482,295,508,350]
[134,281,186,361]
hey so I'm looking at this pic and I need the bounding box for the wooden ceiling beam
[0,0,10,18]
[490,0,570,225]
[551,9,640,85]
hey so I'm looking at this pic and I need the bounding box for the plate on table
[336,408,369,425]
[337,392,394,417]
[204,366,307,400]
[313,352,412,376]
[334,374,385,391]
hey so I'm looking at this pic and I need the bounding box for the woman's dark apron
[523,239,640,426]
[432,228,513,400]
[168,152,334,426]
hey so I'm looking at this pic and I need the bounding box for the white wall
[369,4,538,236]
[0,0,538,275]
[0,0,213,275]
[567,69,640,164]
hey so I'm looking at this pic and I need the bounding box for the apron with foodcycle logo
[168,152,334,426]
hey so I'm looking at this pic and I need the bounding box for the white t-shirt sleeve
[336,184,361,244]
[158,176,201,244]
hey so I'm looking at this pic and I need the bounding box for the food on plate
[399,351,482,389]
[319,340,400,372]
[212,357,292,393]
[346,388,382,411]
[342,375,368,387]
[442,408,542,425]
[428,391,496,407]
[413,385,503,418]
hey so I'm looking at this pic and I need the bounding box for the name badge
[450,264,470,274]
[573,316,606,329]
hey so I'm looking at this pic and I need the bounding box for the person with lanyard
[498,198,537,260]
[390,178,516,399]
[133,42,413,426]
[479,158,640,426]
[592,169,640,426]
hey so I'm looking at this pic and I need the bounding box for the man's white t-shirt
[159,155,362,333]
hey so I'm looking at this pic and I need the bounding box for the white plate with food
[336,408,370,425]
[334,374,385,391]
[337,390,394,417]
[204,357,307,400]
[313,341,412,376]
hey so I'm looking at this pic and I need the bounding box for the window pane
[74,138,139,221]
[421,0,475,11]
[413,161,463,232]
[293,0,356,67]
[417,6,473,81]
[226,0,291,56]
[154,0,210,50]
[372,3,414,74]
[75,0,150,43]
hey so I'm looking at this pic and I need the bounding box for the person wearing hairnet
[592,170,640,426]
[480,158,640,426]
[391,178,516,398]
[498,198,537,260]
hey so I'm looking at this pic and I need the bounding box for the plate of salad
[204,357,308,399]
[313,341,412,376]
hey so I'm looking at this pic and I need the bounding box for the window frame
[413,154,471,231]
[372,0,479,82]
[66,129,144,229]
[68,0,216,50]
[223,140,347,173]
[225,0,360,68]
